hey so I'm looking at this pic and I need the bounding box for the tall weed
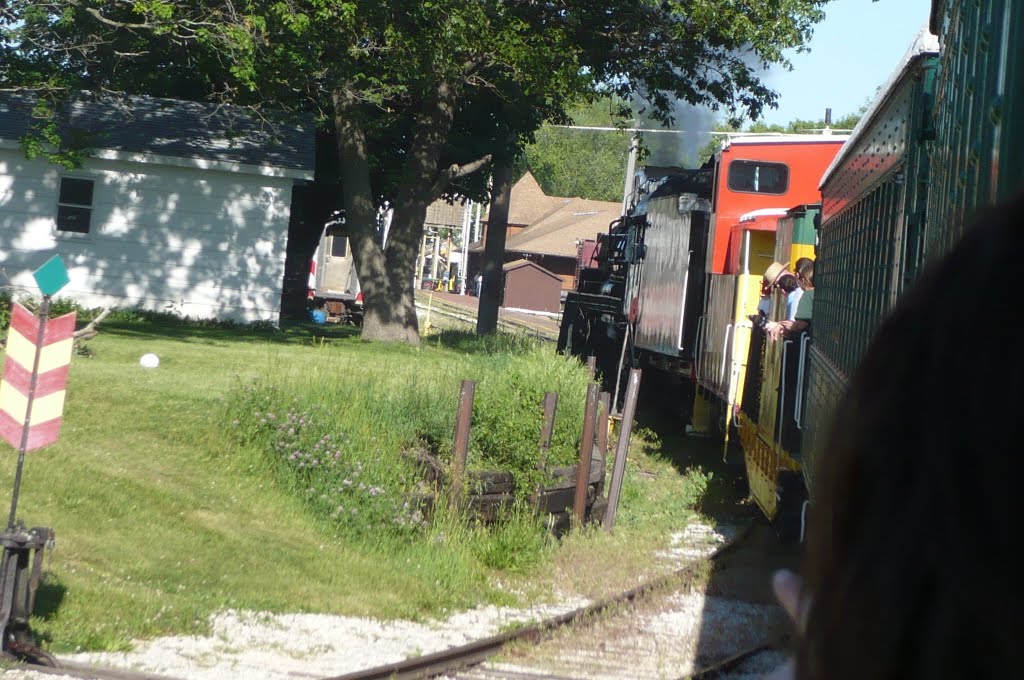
[224,344,592,535]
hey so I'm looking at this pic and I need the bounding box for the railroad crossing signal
[0,255,75,453]
[0,303,75,451]
[0,256,68,662]
[0,255,74,522]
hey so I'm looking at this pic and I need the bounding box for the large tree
[519,99,633,203]
[1,0,831,343]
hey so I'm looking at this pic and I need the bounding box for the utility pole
[621,134,639,214]
[477,156,513,335]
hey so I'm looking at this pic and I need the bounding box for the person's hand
[761,658,795,680]
[779,320,795,331]
[765,321,784,341]
[760,569,809,680]
[773,569,808,630]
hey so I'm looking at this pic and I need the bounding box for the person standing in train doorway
[758,261,790,316]
[788,256,813,316]
[775,260,814,338]
[764,275,802,341]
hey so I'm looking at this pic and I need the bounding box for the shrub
[226,378,425,539]
[470,503,552,571]
[223,340,593,535]
[413,347,589,498]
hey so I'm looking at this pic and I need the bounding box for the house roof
[502,258,561,280]
[0,92,314,174]
[470,171,620,258]
[502,197,620,258]
[506,172,571,226]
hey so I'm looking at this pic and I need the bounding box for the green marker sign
[32,255,70,297]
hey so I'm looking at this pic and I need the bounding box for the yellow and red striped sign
[0,303,76,451]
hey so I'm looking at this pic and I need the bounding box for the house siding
[0,149,294,322]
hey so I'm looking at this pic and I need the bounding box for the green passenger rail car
[803,30,939,501]
[926,0,1024,258]
[803,0,1024,505]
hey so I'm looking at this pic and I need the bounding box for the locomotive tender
[558,0,1024,536]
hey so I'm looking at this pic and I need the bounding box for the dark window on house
[727,160,789,195]
[331,236,348,257]
[57,177,95,234]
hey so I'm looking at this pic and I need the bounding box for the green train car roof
[819,26,939,190]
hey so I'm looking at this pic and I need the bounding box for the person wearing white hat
[757,261,790,316]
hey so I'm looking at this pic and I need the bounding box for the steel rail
[9,658,183,680]
[676,639,787,680]
[325,524,754,680]
[9,525,763,680]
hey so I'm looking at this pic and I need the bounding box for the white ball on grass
[139,353,160,369]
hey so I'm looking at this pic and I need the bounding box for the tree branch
[78,5,152,29]
[73,307,112,343]
[429,155,492,198]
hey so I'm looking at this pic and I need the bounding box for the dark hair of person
[794,256,814,273]
[776,274,800,293]
[798,261,814,285]
[797,191,1024,680]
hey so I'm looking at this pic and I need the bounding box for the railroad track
[414,294,559,341]
[321,520,794,680]
[3,658,182,680]
[7,520,791,680]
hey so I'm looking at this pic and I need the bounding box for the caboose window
[727,160,789,195]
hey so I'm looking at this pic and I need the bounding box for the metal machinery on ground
[308,230,364,325]
[0,524,54,663]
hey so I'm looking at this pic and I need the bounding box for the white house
[0,93,314,322]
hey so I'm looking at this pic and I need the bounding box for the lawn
[0,314,714,653]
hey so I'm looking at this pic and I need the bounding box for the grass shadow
[425,329,542,356]
[33,577,67,621]
[96,319,363,346]
[632,369,751,521]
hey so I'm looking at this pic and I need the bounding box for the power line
[549,124,853,136]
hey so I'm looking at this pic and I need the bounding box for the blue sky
[757,0,933,126]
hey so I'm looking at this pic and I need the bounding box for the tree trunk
[477,157,513,335]
[333,88,423,344]
[332,79,466,344]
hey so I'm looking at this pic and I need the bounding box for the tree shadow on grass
[95,319,362,347]
[425,328,541,356]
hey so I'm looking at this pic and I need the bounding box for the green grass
[0,317,714,653]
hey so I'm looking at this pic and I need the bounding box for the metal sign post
[7,295,50,530]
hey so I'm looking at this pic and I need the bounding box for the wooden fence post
[603,369,642,531]
[538,392,559,467]
[573,382,600,524]
[449,380,476,509]
[597,392,610,463]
